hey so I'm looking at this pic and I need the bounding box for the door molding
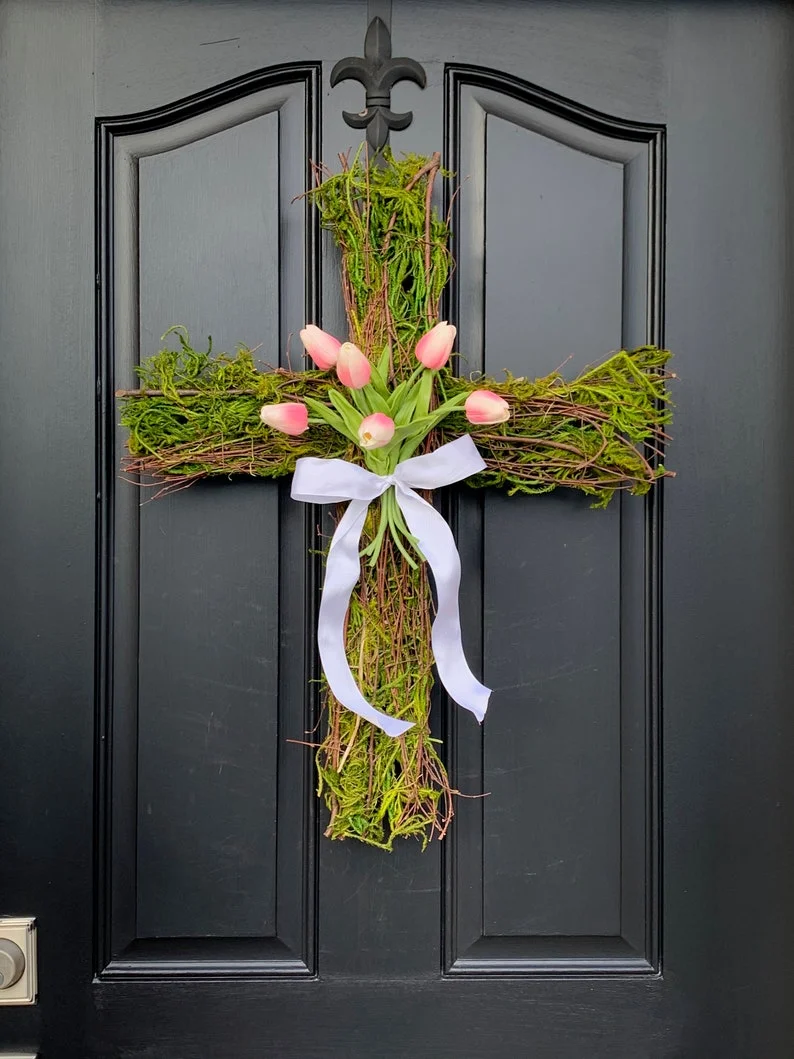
[94,62,322,980]
[443,63,665,976]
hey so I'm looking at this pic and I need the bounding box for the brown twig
[423,153,441,320]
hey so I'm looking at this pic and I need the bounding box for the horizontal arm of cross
[118,339,673,504]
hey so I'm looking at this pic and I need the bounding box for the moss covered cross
[118,150,672,850]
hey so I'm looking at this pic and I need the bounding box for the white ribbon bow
[291,434,492,737]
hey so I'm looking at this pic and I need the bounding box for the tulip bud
[336,342,372,389]
[415,321,456,370]
[464,389,510,425]
[259,401,309,436]
[358,412,395,450]
[299,324,341,370]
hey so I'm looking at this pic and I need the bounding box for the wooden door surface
[1,1,793,1056]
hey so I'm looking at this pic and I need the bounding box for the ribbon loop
[291,434,492,736]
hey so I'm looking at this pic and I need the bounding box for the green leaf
[349,387,372,416]
[433,391,468,415]
[304,397,354,441]
[388,379,410,413]
[362,385,391,416]
[327,389,363,436]
[393,386,420,426]
[415,369,434,418]
[370,346,392,398]
[390,425,421,443]
[377,343,391,379]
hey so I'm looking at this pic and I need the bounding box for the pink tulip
[415,321,456,370]
[336,342,372,389]
[259,402,309,436]
[464,389,510,425]
[299,324,341,370]
[358,412,395,450]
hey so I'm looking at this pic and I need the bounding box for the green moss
[119,328,350,485]
[316,535,448,850]
[441,345,673,507]
[308,148,452,375]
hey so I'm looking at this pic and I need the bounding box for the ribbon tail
[316,498,414,738]
[395,486,491,723]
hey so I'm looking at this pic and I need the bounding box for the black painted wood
[135,115,283,940]
[1,2,793,1057]
[94,62,320,979]
[444,63,664,975]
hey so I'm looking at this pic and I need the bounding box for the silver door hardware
[0,918,37,1005]
[0,940,25,988]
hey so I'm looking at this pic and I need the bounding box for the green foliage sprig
[119,329,348,491]
[307,147,452,375]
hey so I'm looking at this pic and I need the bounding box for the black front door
[2,2,793,1056]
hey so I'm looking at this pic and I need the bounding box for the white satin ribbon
[291,434,492,737]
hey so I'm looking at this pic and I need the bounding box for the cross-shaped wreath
[118,149,673,850]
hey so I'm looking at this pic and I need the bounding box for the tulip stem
[361,494,390,565]
[360,489,421,570]
[389,524,420,569]
[387,497,422,568]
